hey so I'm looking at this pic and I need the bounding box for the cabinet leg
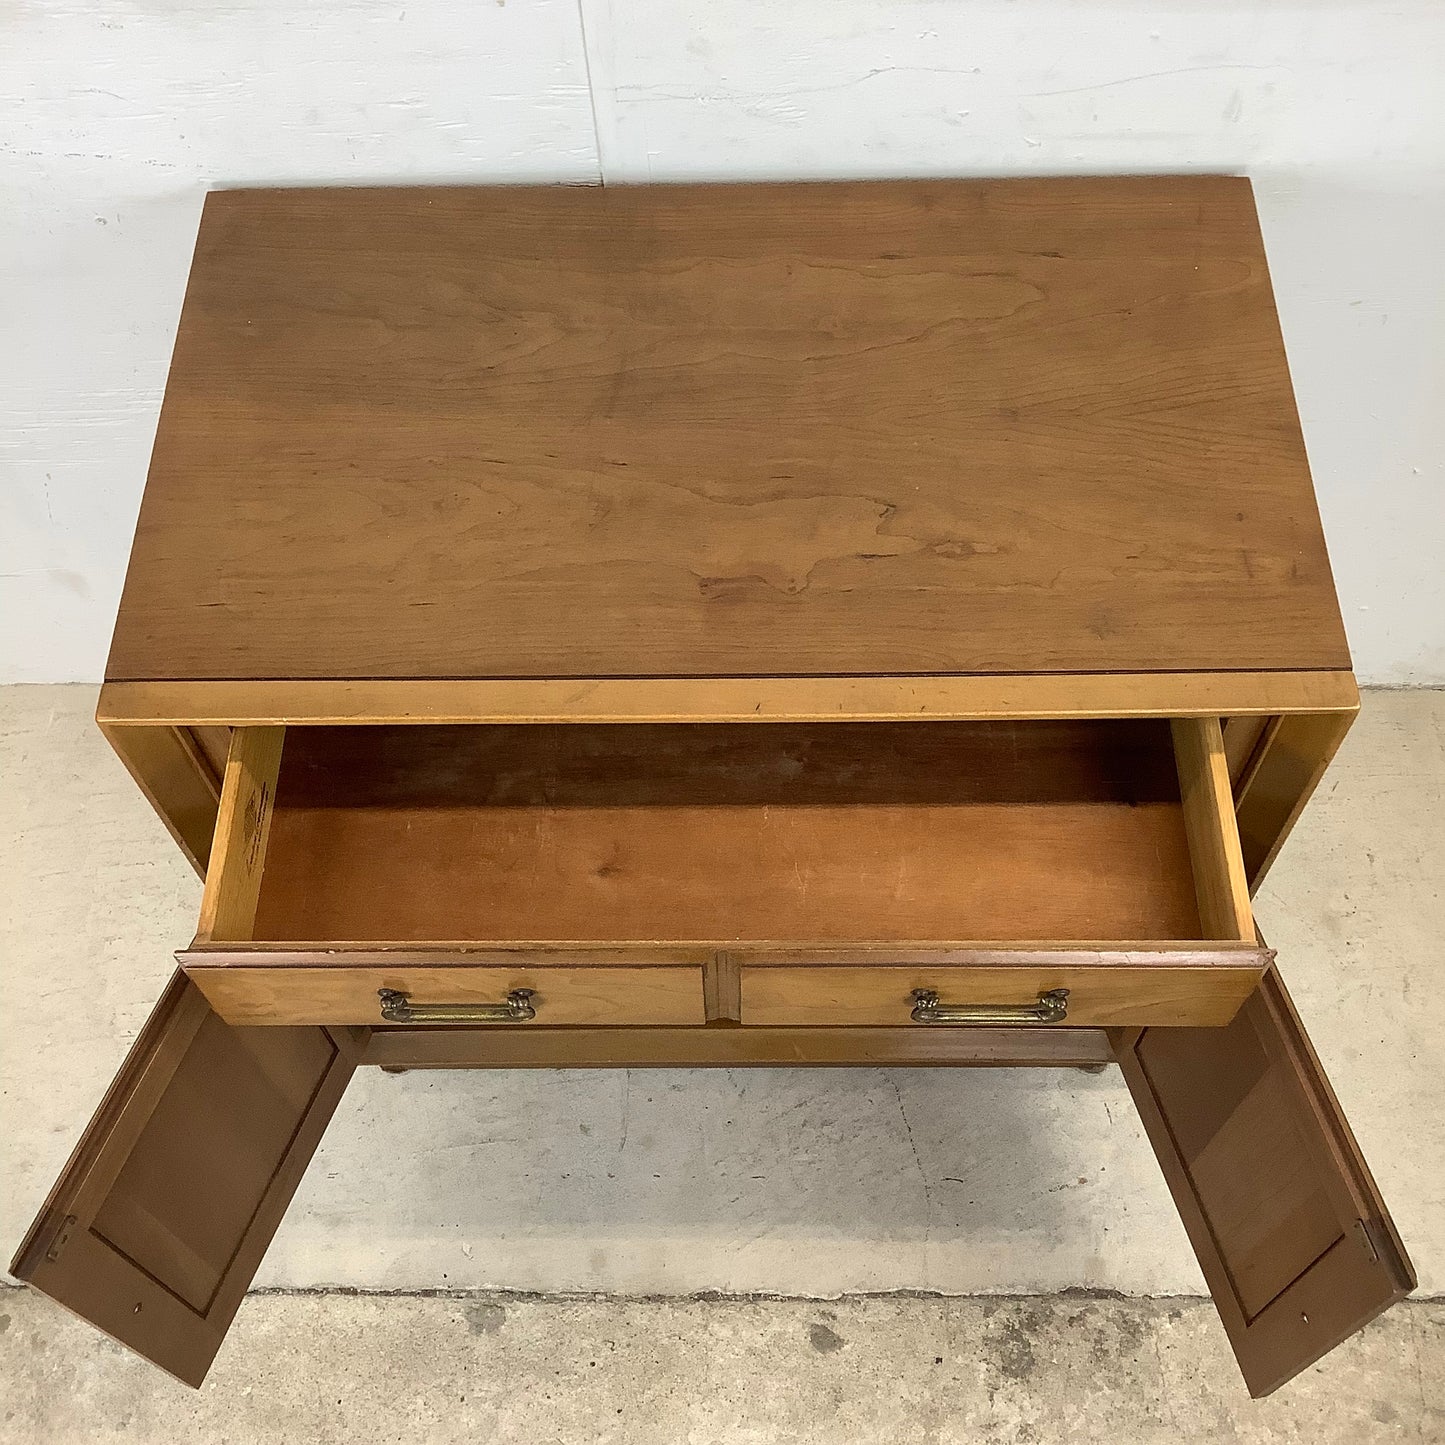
[380,1065,410,1075]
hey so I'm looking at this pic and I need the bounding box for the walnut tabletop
[107,175,1348,694]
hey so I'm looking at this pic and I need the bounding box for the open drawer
[179,718,1267,1029]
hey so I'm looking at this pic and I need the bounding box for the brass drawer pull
[377,987,536,1024]
[909,987,1069,1025]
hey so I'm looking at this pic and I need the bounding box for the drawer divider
[704,953,743,1022]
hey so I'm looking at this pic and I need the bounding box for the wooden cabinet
[13,177,1411,1394]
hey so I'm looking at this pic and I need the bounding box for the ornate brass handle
[377,987,536,1024]
[909,987,1069,1025]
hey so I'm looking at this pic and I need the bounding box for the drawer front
[738,952,1266,1028]
[184,963,707,1027]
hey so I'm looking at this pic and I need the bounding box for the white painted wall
[4,1,1442,682]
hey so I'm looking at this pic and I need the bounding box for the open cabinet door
[1116,965,1413,1396]
[10,971,361,1386]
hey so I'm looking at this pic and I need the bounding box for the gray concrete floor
[2,685,1442,1438]
[2,1293,1441,1443]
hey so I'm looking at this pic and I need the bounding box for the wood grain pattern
[186,964,707,1027]
[242,721,1207,944]
[739,959,1263,1027]
[106,177,1347,684]
[8,972,357,1387]
[1170,717,1254,940]
[247,808,1201,940]
[1115,967,1413,1397]
[196,727,285,941]
[361,1024,1116,1069]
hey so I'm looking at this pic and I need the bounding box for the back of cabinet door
[10,971,360,1386]
[1116,967,1413,1396]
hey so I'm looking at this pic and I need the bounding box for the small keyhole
[133,1302,143,1314]
[1300,1312,1309,1326]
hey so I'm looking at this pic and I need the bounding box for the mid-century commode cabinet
[12,176,1413,1396]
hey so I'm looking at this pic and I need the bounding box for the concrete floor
[2,685,1442,1437]
[2,1292,1442,1444]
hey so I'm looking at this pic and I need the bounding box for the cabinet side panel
[101,723,220,878]
[1234,711,1355,890]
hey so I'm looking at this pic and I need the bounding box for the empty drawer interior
[196,718,1253,948]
